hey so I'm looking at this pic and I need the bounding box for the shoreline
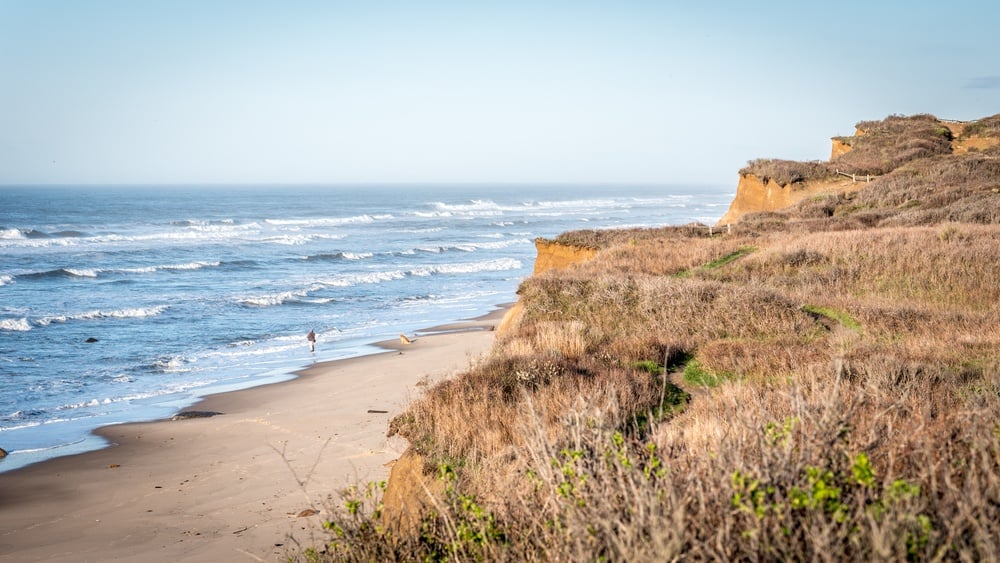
[0,306,506,562]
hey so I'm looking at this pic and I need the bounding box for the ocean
[0,184,731,472]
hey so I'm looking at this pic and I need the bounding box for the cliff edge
[718,113,1000,225]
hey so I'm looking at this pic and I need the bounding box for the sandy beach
[0,311,502,562]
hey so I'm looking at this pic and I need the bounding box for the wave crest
[0,318,32,332]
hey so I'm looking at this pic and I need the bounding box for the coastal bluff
[343,112,1000,558]
[717,115,1000,225]
[718,132,867,226]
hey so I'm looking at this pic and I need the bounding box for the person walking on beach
[307,329,316,352]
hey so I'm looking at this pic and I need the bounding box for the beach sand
[0,311,502,562]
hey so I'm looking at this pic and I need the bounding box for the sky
[1,1,998,186]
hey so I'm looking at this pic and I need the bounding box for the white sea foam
[452,238,531,252]
[116,261,221,274]
[77,306,168,320]
[430,200,504,216]
[8,437,88,454]
[0,420,43,432]
[258,235,313,245]
[0,274,13,286]
[341,252,374,260]
[153,355,190,373]
[264,214,390,227]
[409,258,522,277]
[238,289,309,307]
[34,305,168,327]
[56,384,207,411]
[0,228,25,240]
[64,268,99,278]
[397,226,445,233]
[0,318,32,332]
[318,270,408,288]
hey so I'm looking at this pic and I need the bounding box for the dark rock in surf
[171,411,223,421]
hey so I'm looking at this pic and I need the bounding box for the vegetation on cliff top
[741,113,995,187]
[296,116,1000,561]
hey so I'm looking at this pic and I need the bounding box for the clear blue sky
[1,1,997,186]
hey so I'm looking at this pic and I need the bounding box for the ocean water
[0,184,731,472]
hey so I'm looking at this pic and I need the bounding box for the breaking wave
[33,306,169,327]
[0,318,32,332]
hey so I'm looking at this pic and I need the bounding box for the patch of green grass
[682,360,735,388]
[628,384,690,434]
[704,247,756,269]
[674,247,756,278]
[801,304,862,333]
[632,359,665,375]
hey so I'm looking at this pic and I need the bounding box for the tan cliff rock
[830,138,853,160]
[531,238,598,275]
[379,450,445,538]
[717,173,859,226]
[940,120,998,154]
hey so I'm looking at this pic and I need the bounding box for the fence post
[709,226,713,236]
[728,223,732,234]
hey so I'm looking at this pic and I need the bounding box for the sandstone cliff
[717,173,858,226]
[717,116,997,225]
[531,238,598,275]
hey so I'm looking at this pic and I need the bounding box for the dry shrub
[959,113,1000,139]
[834,114,953,175]
[550,224,715,250]
[740,159,833,186]
[847,153,1000,226]
[318,357,1000,561]
[695,337,826,380]
[589,231,756,276]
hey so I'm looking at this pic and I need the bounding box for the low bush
[740,158,833,186]
[959,113,1000,139]
[832,114,953,175]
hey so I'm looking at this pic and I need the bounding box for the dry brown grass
[305,217,999,560]
[739,159,834,187]
[959,113,1000,139]
[297,118,1000,561]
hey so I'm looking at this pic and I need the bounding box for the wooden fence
[835,169,875,183]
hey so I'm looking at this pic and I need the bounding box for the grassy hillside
[298,115,1000,561]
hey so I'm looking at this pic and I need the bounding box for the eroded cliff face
[719,133,870,225]
[531,238,598,275]
[717,174,855,226]
[830,138,853,160]
[938,120,998,154]
[379,450,445,537]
